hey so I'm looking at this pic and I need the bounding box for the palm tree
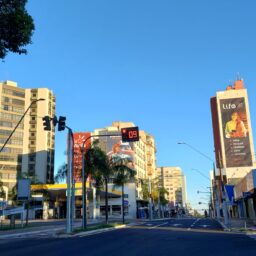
[54,163,67,183]
[85,140,113,224]
[54,140,114,224]
[0,179,6,199]
[113,159,136,224]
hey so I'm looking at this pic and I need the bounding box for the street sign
[124,200,129,206]
[17,179,31,201]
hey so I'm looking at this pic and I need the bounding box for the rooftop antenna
[237,72,241,80]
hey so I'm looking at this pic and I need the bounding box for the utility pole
[148,178,153,220]
[81,142,87,229]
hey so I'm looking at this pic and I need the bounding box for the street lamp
[177,142,214,162]
[177,141,222,220]
[0,98,45,153]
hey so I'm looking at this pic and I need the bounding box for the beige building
[157,166,187,207]
[0,81,25,189]
[22,88,56,184]
[93,121,157,200]
[0,80,56,190]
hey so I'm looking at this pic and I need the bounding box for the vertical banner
[220,97,252,167]
[73,132,91,182]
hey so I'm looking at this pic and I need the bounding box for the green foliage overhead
[141,178,169,206]
[0,0,35,59]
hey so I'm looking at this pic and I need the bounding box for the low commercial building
[233,169,256,220]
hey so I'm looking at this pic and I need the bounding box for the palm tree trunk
[105,178,108,224]
[122,183,125,224]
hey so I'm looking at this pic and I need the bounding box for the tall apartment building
[0,81,25,189]
[157,166,187,207]
[0,80,56,190]
[210,79,255,183]
[22,88,56,184]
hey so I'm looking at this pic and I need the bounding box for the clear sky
[1,0,256,210]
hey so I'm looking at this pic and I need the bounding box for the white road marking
[148,222,168,229]
[190,218,200,228]
[200,225,210,228]
[247,234,256,240]
[172,224,182,227]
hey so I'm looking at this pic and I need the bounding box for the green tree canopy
[0,0,35,59]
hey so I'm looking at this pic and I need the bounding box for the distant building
[157,166,187,208]
[0,80,56,191]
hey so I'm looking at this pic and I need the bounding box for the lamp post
[177,142,221,219]
[0,98,45,153]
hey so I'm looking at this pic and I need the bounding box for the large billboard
[104,135,135,170]
[220,97,252,168]
[73,132,91,182]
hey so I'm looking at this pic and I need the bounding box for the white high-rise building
[0,80,56,190]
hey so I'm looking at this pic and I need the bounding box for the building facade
[0,80,56,191]
[157,166,187,208]
[91,121,157,217]
[0,81,25,189]
[22,88,56,184]
[211,79,255,183]
[210,79,256,220]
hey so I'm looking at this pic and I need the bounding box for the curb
[0,227,63,239]
[58,224,127,238]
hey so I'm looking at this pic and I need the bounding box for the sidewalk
[218,218,256,233]
[0,218,103,239]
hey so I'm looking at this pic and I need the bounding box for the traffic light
[58,116,66,131]
[52,115,58,127]
[121,126,139,142]
[42,116,51,131]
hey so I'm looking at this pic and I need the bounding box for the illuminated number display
[121,126,139,142]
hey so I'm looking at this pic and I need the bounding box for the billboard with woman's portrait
[220,97,252,168]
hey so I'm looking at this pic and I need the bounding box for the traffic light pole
[66,127,74,233]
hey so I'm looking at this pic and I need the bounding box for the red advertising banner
[73,132,91,182]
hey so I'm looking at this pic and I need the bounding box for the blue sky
[1,0,256,210]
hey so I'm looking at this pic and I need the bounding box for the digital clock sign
[121,126,139,142]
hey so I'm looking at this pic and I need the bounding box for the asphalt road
[136,217,223,230]
[1,218,256,256]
